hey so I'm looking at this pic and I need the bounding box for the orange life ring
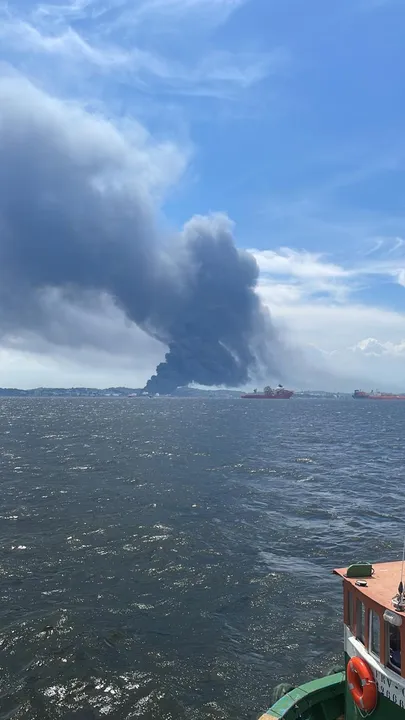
[347,656,377,713]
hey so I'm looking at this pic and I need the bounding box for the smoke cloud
[0,73,280,393]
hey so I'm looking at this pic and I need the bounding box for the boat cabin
[334,560,405,719]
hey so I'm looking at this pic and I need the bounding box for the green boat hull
[261,672,345,720]
[263,662,405,719]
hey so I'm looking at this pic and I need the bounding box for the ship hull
[353,394,405,400]
[261,667,404,720]
[259,672,345,720]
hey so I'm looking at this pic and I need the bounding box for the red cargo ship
[353,389,405,400]
[241,384,294,399]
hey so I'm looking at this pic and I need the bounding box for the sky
[0,0,404,390]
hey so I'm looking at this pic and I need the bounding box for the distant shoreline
[0,387,351,399]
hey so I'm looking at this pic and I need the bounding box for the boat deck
[334,561,405,613]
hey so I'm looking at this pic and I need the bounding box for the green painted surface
[345,562,374,578]
[266,660,405,719]
[265,653,405,719]
[265,672,345,719]
[343,652,405,720]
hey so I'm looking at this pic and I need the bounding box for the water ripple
[0,398,404,719]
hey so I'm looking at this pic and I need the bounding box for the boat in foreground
[241,385,293,399]
[259,559,405,719]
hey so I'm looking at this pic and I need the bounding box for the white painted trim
[345,626,405,708]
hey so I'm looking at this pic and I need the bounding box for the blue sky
[0,0,404,389]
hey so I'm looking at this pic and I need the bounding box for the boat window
[388,624,401,674]
[356,600,365,644]
[369,610,380,658]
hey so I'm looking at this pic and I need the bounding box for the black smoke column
[0,75,279,390]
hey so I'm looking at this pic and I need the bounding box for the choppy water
[0,398,404,720]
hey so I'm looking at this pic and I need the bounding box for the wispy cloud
[34,0,246,28]
[0,17,280,98]
[33,0,97,23]
[252,247,353,304]
[0,0,280,99]
[114,0,247,31]
[0,17,132,69]
[250,243,405,310]
[252,247,348,280]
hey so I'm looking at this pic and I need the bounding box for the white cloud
[261,295,405,390]
[251,247,348,279]
[0,70,188,204]
[252,247,354,304]
[269,300,405,350]
[34,0,246,28]
[0,0,280,99]
[33,0,96,23]
[0,345,160,389]
[351,337,405,356]
[121,0,246,30]
[253,245,405,302]
[249,244,405,390]
[0,19,131,68]
[386,237,405,254]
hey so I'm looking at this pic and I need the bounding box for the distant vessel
[241,384,293,399]
[353,389,405,400]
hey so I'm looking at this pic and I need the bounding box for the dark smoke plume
[0,74,280,392]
